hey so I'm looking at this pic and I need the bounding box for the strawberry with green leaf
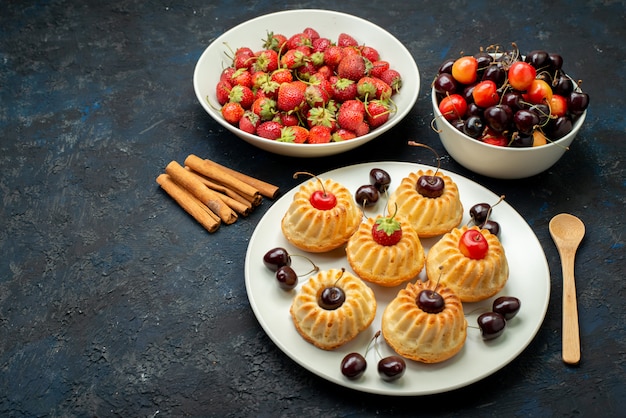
[372,210,403,247]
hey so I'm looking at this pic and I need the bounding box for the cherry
[451,56,478,85]
[546,115,573,139]
[524,50,550,70]
[514,109,540,135]
[417,289,445,314]
[472,80,499,108]
[294,172,337,211]
[568,91,589,116]
[549,94,568,118]
[377,356,406,382]
[369,168,391,193]
[548,53,563,72]
[341,353,367,379]
[469,203,491,224]
[463,115,484,139]
[438,94,467,121]
[477,311,506,340]
[263,247,291,271]
[484,105,513,133]
[355,184,379,207]
[508,61,536,91]
[510,132,534,148]
[276,265,298,290]
[492,296,521,320]
[438,58,456,74]
[459,228,489,260]
[527,79,553,105]
[481,64,506,87]
[553,75,574,96]
[318,286,346,310]
[480,219,501,236]
[408,142,446,198]
[433,72,458,95]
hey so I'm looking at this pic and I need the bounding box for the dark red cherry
[492,296,521,320]
[341,352,367,379]
[355,184,379,206]
[568,91,589,116]
[416,175,444,198]
[480,219,500,236]
[276,265,298,290]
[417,289,445,314]
[470,203,491,224]
[263,247,291,271]
[377,356,406,381]
[477,312,506,340]
[310,190,337,210]
[318,286,346,310]
[369,168,392,193]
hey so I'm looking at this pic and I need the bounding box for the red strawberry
[370,60,390,79]
[366,100,391,128]
[312,37,331,52]
[256,120,283,140]
[229,68,253,88]
[251,96,277,120]
[280,48,307,70]
[302,27,320,40]
[337,54,369,81]
[286,32,311,51]
[314,65,333,80]
[228,84,255,109]
[252,49,279,73]
[239,110,260,134]
[216,80,232,105]
[270,68,293,84]
[337,100,365,131]
[308,125,332,143]
[323,45,344,68]
[276,111,299,127]
[278,125,309,143]
[356,76,378,101]
[304,84,330,108]
[354,121,370,137]
[296,61,318,81]
[371,214,403,246]
[221,101,245,124]
[233,47,255,69]
[359,45,380,62]
[263,31,287,53]
[337,33,359,47]
[277,81,306,112]
[219,67,236,83]
[332,128,357,142]
[329,76,358,102]
[372,77,393,100]
[306,106,336,130]
[380,69,402,93]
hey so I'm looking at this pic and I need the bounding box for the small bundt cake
[346,215,425,287]
[382,280,467,363]
[387,169,463,238]
[426,226,509,302]
[290,268,377,350]
[281,178,362,253]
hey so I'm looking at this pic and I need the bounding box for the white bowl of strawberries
[193,9,420,158]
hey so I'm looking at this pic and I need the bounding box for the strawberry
[329,76,358,102]
[366,99,391,128]
[372,77,393,100]
[252,49,279,73]
[270,68,293,84]
[277,81,306,112]
[314,65,333,80]
[221,101,245,124]
[296,61,318,81]
[305,84,330,108]
[354,121,370,137]
[306,106,336,130]
[370,60,390,79]
[233,47,255,69]
[337,54,369,81]
[228,84,255,109]
[359,45,380,62]
[256,120,283,140]
[280,48,307,70]
[312,37,331,53]
[276,111,300,127]
[302,27,320,40]
[308,125,332,143]
[337,99,365,131]
[263,31,287,53]
[356,76,378,101]
[337,32,359,47]
[332,128,357,142]
[219,67,236,83]
[251,96,277,120]
[286,32,311,51]
[216,80,232,105]
[323,45,344,68]
[239,110,260,134]
[372,214,403,246]
[229,68,253,88]
[278,125,309,143]
[380,69,402,93]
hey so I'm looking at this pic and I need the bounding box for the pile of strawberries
[214,28,403,144]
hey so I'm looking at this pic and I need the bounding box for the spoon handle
[561,248,581,365]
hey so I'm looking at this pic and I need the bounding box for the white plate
[244,162,550,395]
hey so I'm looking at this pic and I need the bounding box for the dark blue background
[1,1,624,416]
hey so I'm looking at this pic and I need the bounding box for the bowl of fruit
[431,44,589,179]
[193,9,420,158]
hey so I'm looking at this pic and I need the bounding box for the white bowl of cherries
[431,44,589,179]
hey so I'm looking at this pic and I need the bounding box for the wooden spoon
[549,213,585,365]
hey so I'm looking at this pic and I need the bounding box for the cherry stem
[290,254,320,277]
[407,141,441,175]
[363,330,382,357]
[483,194,505,224]
[293,171,327,197]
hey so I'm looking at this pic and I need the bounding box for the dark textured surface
[1,0,625,416]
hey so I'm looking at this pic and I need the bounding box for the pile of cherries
[477,296,521,340]
[433,43,590,147]
[354,167,391,207]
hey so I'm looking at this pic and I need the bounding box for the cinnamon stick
[184,154,263,205]
[165,161,238,224]
[185,167,255,209]
[201,158,280,199]
[156,174,220,233]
